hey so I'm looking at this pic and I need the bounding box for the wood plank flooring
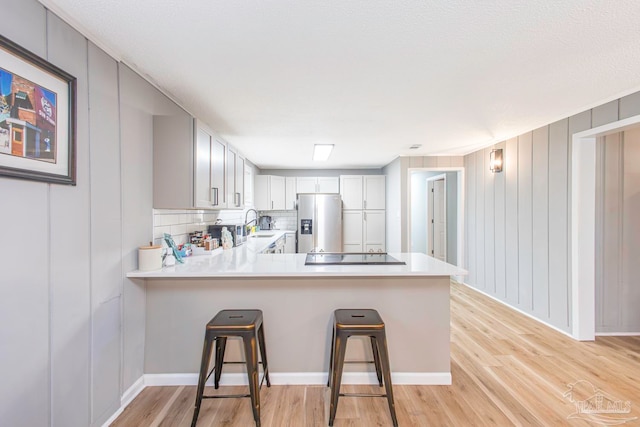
[111,283,640,426]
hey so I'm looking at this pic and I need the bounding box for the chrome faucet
[244,208,259,228]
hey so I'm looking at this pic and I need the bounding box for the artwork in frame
[0,34,76,185]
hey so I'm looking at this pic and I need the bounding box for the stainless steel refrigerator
[297,193,342,253]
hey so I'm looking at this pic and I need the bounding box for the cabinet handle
[364,212,367,221]
[364,200,367,209]
[211,187,219,206]
[271,201,274,209]
[235,192,241,207]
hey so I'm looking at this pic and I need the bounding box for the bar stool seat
[191,309,270,427]
[328,309,398,427]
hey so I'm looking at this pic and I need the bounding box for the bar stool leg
[242,333,261,427]
[370,336,383,387]
[257,324,271,387]
[327,324,336,388]
[214,336,227,389]
[328,333,348,427]
[191,335,214,427]
[375,333,398,427]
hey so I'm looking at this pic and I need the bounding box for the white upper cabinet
[255,175,286,210]
[285,177,297,210]
[194,121,227,209]
[340,175,364,209]
[226,147,244,209]
[363,175,386,210]
[340,175,385,210]
[317,177,340,193]
[157,117,245,210]
[296,176,339,194]
[296,177,317,194]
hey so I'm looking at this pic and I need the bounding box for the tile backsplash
[153,209,299,247]
[153,209,245,247]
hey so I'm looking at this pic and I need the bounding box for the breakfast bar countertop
[126,229,467,279]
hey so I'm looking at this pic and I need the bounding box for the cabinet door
[235,155,245,208]
[318,177,339,193]
[211,138,227,208]
[285,177,297,210]
[363,176,385,210]
[343,210,363,253]
[227,147,237,208]
[194,127,213,208]
[340,176,363,210]
[254,175,270,210]
[284,233,296,253]
[363,210,385,251]
[270,176,286,210]
[296,177,317,193]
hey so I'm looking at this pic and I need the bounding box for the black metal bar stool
[327,309,398,427]
[191,309,270,427]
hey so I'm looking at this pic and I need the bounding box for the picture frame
[0,34,76,185]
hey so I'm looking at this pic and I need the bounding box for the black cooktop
[304,252,406,266]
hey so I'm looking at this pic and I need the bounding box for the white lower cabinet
[342,210,385,253]
[284,232,296,253]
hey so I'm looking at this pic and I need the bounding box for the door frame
[426,174,447,261]
[572,113,640,341]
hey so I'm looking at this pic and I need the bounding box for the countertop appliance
[207,223,246,246]
[304,252,406,265]
[297,193,342,253]
[258,215,273,230]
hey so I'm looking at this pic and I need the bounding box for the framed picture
[0,34,76,185]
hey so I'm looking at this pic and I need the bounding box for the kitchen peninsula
[127,231,466,385]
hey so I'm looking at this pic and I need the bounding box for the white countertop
[127,229,467,278]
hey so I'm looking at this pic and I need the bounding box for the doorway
[408,168,464,269]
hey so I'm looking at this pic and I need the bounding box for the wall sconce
[489,148,503,173]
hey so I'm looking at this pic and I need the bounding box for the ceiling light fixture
[313,144,334,161]
[409,144,422,150]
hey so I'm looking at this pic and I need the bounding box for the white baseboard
[103,371,451,425]
[460,282,576,340]
[596,332,640,336]
[144,371,451,386]
[102,376,146,427]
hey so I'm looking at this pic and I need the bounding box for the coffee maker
[258,216,273,230]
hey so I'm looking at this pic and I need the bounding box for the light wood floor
[112,283,640,426]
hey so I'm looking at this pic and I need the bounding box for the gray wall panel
[0,2,49,426]
[493,141,506,299]
[592,100,619,128]
[619,91,640,120]
[467,152,477,286]
[547,119,570,329]
[475,150,485,289]
[505,137,519,304]
[517,132,533,310]
[484,148,495,293]
[88,42,122,425]
[47,12,92,427]
[532,126,550,318]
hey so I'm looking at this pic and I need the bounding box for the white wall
[464,94,640,334]
[0,1,184,425]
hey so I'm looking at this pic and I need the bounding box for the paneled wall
[595,129,640,333]
[0,1,184,425]
[464,94,640,334]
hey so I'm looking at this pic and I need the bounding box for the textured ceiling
[41,0,640,169]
